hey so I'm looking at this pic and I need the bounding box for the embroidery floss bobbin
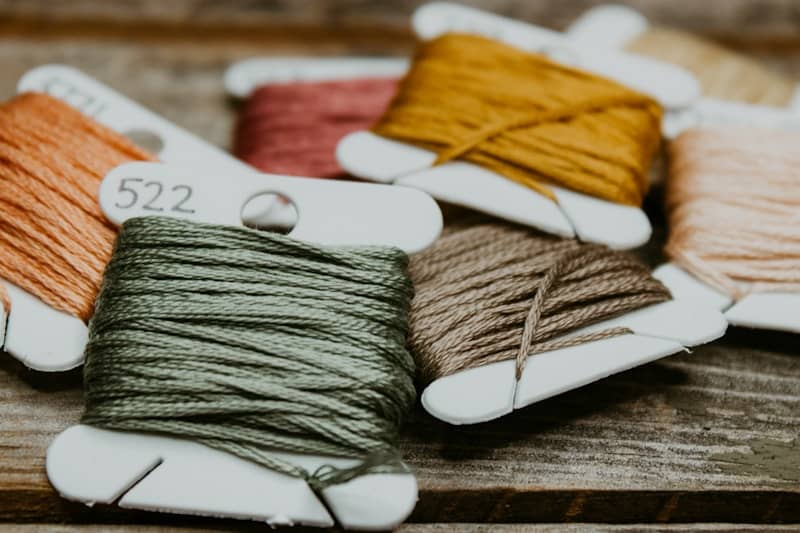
[369,33,663,207]
[338,31,667,248]
[51,215,421,528]
[406,216,727,424]
[83,215,416,486]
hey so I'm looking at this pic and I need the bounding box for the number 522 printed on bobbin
[100,162,251,227]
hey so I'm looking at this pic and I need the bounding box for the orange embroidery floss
[0,92,154,321]
[371,33,663,206]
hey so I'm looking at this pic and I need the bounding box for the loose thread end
[307,450,411,491]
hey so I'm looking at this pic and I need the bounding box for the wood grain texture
[0,2,799,529]
[0,0,799,36]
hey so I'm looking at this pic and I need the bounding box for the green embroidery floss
[81,216,416,488]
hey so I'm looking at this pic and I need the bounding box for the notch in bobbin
[224,57,409,99]
[336,2,702,250]
[421,274,728,425]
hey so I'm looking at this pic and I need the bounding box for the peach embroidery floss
[371,33,663,207]
[0,92,154,321]
[234,78,399,179]
[665,127,800,299]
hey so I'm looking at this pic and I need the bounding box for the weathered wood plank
[1,21,799,529]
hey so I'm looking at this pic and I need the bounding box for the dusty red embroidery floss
[233,77,398,179]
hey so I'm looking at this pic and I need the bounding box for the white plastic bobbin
[47,161,443,529]
[48,425,418,530]
[335,2,702,249]
[654,264,800,334]
[224,57,409,99]
[421,274,728,425]
[337,132,651,249]
[411,2,700,111]
[99,161,442,253]
[662,99,800,139]
[565,4,800,116]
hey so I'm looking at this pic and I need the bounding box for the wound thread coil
[234,78,398,179]
[665,127,800,299]
[82,216,416,488]
[408,218,671,382]
[371,33,663,206]
[0,92,154,320]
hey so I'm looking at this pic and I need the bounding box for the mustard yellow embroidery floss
[372,33,663,206]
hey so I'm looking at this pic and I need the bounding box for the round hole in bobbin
[122,129,165,155]
[241,192,298,235]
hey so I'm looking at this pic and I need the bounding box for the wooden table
[1,1,798,531]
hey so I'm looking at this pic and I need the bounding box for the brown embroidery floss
[0,92,154,321]
[408,218,671,383]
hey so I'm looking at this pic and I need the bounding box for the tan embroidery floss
[628,28,797,106]
[665,127,800,299]
[408,218,671,383]
[0,92,154,321]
